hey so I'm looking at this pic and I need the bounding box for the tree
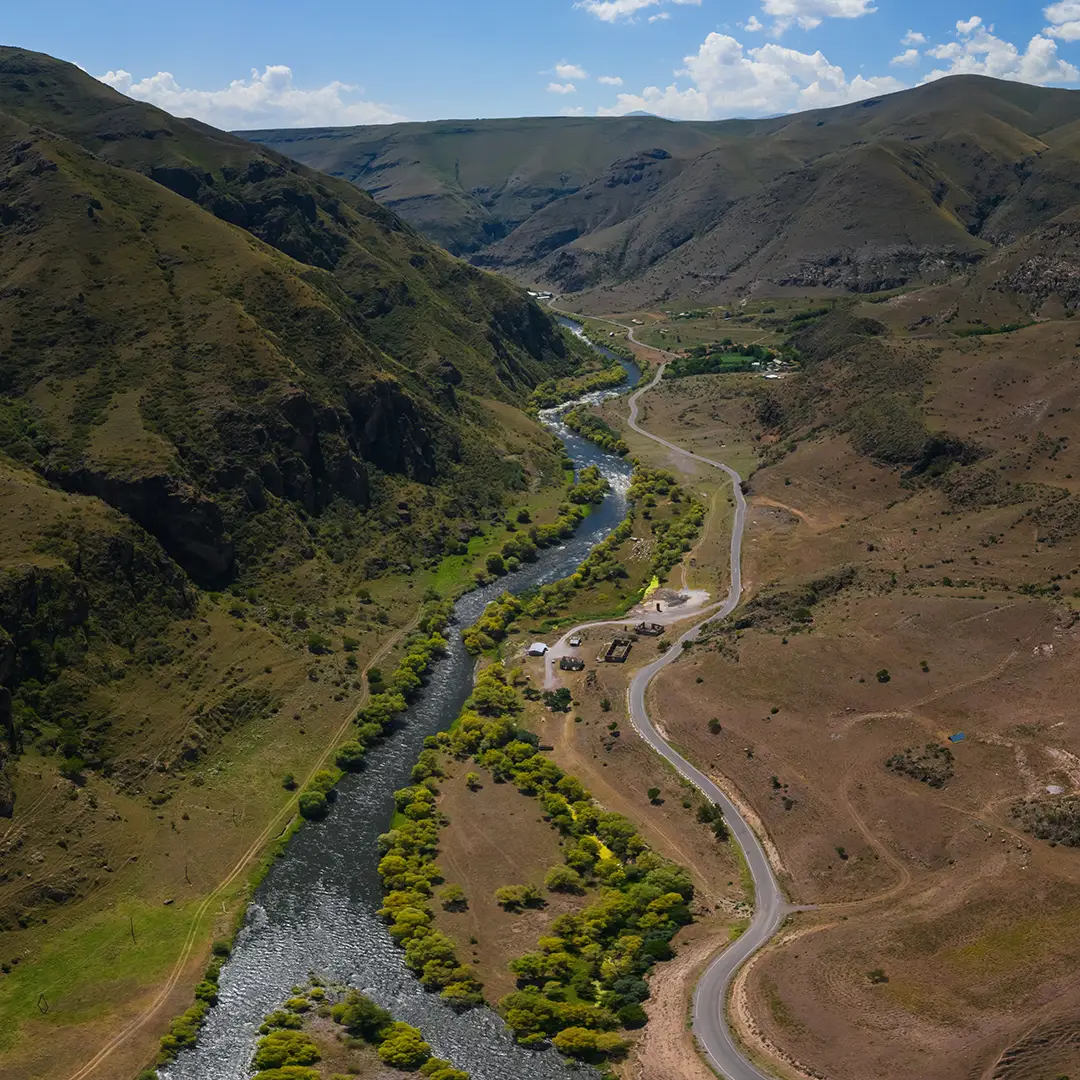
[486,553,506,576]
[335,741,365,771]
[708,718,722,734]
[545,865,585,893]
[298,791,328,821]
[306,631,332,654]
[495,884,545,911]
[377,1022,432,1068]
[647,787,661,804]
[465,772,481,791]
[516,508,532,523]
[876,669,891,683]
[252,1030,320,1070]
[439,884,467,911]
[334,991,392,1041]
[281,773,297,791]
[600,697,612,712]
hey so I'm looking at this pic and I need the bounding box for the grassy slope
[0,48,605,1077]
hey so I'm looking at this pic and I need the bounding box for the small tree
[439,884,467,911]
[876,669,891,683]
[335,742,365,772]
[708,718,722,734]
[600,697,612,712]
[465,771,482,791]
[298,791,328,821]
[647,787,661,804]
[486,553,506,576]
[544,865,584,893]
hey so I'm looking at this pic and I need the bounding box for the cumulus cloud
[597,32,904,119]
[762,0,877,33]
[597,74,625,85]
[98,65,405,129]
[922,16,1079,84]
[555,61,589,79]
[576,0,700,23]
[1045,1,1080,42]
[744,15,765,31]
[891,48,920,66]
[547,81,578,93]
[902,29,927,45]
[648,10,671,19]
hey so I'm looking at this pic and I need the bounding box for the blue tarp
[949,732,966,743]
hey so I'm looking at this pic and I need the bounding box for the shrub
[876,669,891,683]
[282,773,297,791]
[544,865,585,893]
[252,1029,320,1070]
[377,1022,432,1068]
[333,991,392,1041]
[335,742,366,771]
[617,1003,648,1028]
[708,718,722,734]
[306,632,332,655]
[298,791,329,821]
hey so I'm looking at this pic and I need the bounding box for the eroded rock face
[51,470,235,588]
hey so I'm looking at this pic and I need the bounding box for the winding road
[547,345,789,1080]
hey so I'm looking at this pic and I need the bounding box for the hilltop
[247,76,1080,305]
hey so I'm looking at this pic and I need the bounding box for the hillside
[246,76,1080,305]
[0,45,590,960]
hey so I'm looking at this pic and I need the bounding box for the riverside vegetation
[463,465,704,652]
[242,980,470,1080]
[379,665,697,1066]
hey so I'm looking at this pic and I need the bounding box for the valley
[2,42,1080,1080]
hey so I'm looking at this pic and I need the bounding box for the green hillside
[0,47,587,877]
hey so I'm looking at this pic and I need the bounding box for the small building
[635,622,665,637]
[560,657,585,672]
[527,642,549,657]
[599,638,633,663]
[568,636,582,648]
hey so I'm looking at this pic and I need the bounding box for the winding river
[161,333,641,1080]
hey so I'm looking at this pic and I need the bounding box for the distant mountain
[245,76,1080,306]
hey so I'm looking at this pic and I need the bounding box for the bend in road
[551,351,789,1080]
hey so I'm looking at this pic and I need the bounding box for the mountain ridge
[245,75,1080,305]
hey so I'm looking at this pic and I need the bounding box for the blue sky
[6,1,1080,127]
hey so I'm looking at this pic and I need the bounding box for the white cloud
[921,17,1079,84]
[1045,1,1080,41]
[902,29,927,45]
[576,0,701,23]
[761,0,876,34]
[560,105,587,115]
[744,15,765,31]
[597,74,625,85]
[597,32,904,119]
[98,65,405,129]
[547,81,579,93]
[891,48,920,66]
[555,60,589,79]
[649,10,671,19]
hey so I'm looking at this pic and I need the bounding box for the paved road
[552,349,788,1079]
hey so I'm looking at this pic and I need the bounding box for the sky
[6,1,1080,128]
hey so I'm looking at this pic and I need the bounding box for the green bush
[297,791,328,821]
[252,1030,320,1070]
[335,741,366,771]
[376,1022,432,1068]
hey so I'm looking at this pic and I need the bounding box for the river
[161,328,641,1079]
